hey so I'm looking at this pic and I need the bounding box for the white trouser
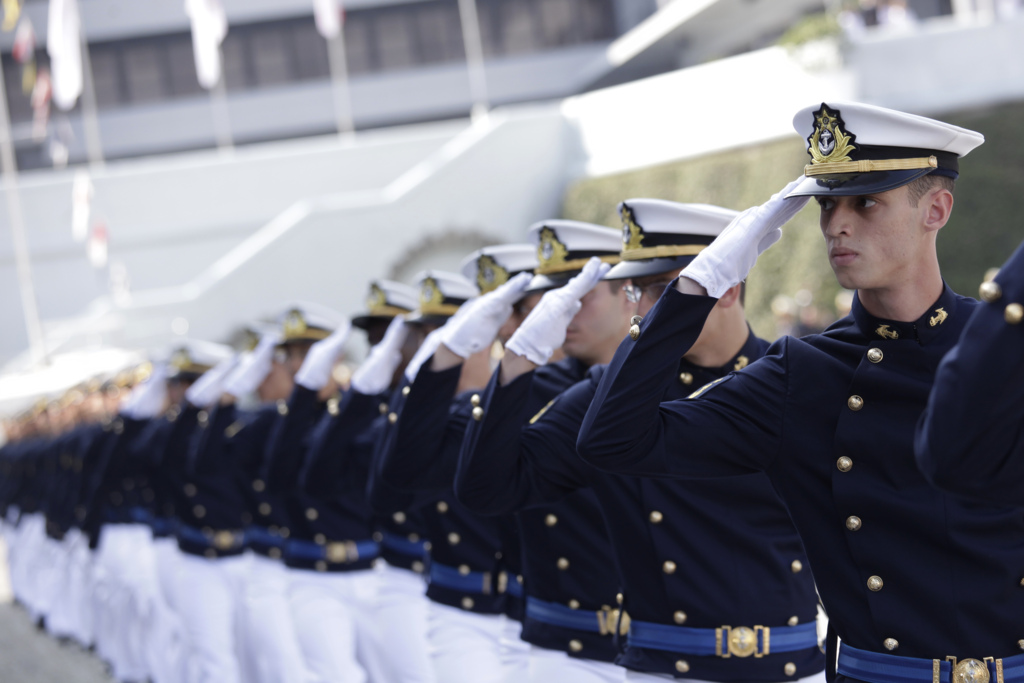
[36,534,68,627]
[139,536,188,683]
[240,552,311,683]
[10,513,45,615]
[501,615,530,679]
[625,667,829,683]
[288,565,388,683]
[175,551,249,683]
[44,531,80,638]
[375,561,435,683]
[528,645,626,682]
[63,529,96,647]
[428,601,527,683]
[93,523,153,682]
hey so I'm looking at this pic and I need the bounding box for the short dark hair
[906,174,955,207]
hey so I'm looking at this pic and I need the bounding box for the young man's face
[563,281,633,365]
[629,271,677,317]
[817,184,931,292]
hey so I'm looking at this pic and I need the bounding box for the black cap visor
[787,167,941,198]
[604,255,698,280]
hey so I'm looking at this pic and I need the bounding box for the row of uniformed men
[3,98,1023,683]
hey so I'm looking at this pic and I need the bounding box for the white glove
[121,364,169,420]
[682,177,809,298]
[440,272,532,358]
[224,333,280,398]
[185,355,239,408]
[505,258,612,365]
[294,320,353,391]
[351,317,409,395]
[404,326,447,383]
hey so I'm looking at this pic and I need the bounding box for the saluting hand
[681,177,809,298]
[294,320,353,391]
[439,271,533,359]
[186,355,240,408]
[223,332,280,398]
[351,316,409,395]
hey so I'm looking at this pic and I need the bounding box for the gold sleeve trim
[621,244,707,261]
[804,156,937,177]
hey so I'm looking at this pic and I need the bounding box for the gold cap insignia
[282,309,308,339]
[620,203,644,252]
[241,329,260,352]
[476,255,509,294]
[875,324,899,340]
[537,227,569,271]
[808,105,857,166]
[367,284,387,313]
[929,307,948,327]
[420,277,444,308]
[170,349,193,371]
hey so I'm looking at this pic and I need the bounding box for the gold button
[649,510,663,524]
[184,483,197,497]
[373,532,383,542]
[276,400,288,416]
[979,280,1002,303]
[470,393,480,407]
[867,575,884,591]
[679,372,693,385]
[674,611,687,624]
[393,511,406,524]
[848,395,864,411]
[436,501,448,513]
[629,325,640,341]
[461,597,474,610]
[557,557,569,570]
[306,508,318,521]
[315,561,327,572]
[197,410,209,427]
[791,560,803,573]
[408,533,419,542]
[314,534,326,545]
[458,564,471,576]
[252,479,265,492]
[568,599,580,609]
[663,560,677,574]
[788,616,799,626]
[388,412,398,424]
[616,593,623,605]
[675,660,690,674]
[327,398,339,416]
[1018,639,1024,650]
[279,527,290,538]
[837,456,853,472]
[569,640,583,653]
[472,406,484,421]
[785,663,797,676]
[193,505,206,518]
[846,516,862,531]
[884,638,899,651]
[268,547,282,559]
[545,514,558,527]
[379,402,389,415]
[448,533,461,545]
[402,386,411,397]
[259,503,271,516]
[867,348,883,363]
[1006,303,1024,325]
[412,561,424,573]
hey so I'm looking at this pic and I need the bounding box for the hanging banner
[185,0,228,89]
[47,0,83,111]
[313,0,342,39]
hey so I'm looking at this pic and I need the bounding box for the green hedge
[561,100,1024,340]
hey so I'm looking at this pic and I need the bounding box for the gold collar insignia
[929,307,948,327]
[620,203,644,252]
[808,105,857,166]
[733,355,749,371]
[875,324,899,340]
[477,255,509,294]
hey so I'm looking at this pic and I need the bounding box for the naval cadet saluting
[577,102,1024,683]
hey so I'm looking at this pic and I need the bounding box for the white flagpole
[185,0,232,150]
[0,59,48,366]
[77,25,104,167]
[456,0,489,120]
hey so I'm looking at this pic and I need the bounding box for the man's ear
[718,283,743,308]
[923,187,954,234]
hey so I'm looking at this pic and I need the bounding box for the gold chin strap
[621,244,706,262]
[804,155,937,177]
[534,255,620,275]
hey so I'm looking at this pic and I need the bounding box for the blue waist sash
[284,537,379,564]
[176,525,245,551]
[628,619,818,657]
[838,642,1024,683]
[526,596,622,635]
[381,531,427,558]
[245,526,285,549]
[506,574,523,598]
[429,562,495,594]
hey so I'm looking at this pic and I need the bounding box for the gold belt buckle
[325,541,357,564]
[717,625,769,658]
[597,607,631,637]
[940,657,999,683]
[212,530,238,551]
[497,571,509,595]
